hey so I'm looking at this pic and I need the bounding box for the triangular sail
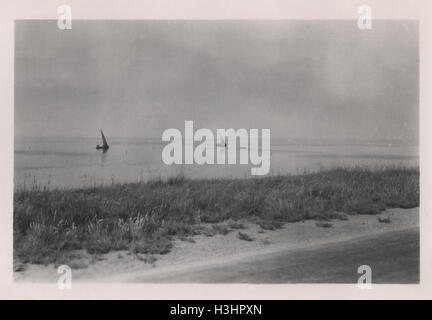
[100,129,108,147]
[217,135,227,147]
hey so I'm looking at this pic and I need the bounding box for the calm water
[14,137,419,190]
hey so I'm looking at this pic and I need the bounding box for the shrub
[378,216,391,223]
[238,232,254,241]
[315,221,333,228]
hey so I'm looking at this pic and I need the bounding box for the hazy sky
[15,20,418,142]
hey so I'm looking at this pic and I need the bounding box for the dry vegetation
[14,167,419,265]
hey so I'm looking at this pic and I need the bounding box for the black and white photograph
[11,18,420,285]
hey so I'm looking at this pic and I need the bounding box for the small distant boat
[216,135,227,148]
[96,129,109,151]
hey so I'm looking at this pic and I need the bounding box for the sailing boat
[216,135,227,148]
[96,129,109,151]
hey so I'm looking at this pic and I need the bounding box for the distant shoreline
[14,135,420,147]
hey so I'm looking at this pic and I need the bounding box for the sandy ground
[14,207,419,283]
[129,228,419,283]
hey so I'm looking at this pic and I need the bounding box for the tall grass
[14,167,419,265]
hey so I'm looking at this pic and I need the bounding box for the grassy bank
[14,168,419,265]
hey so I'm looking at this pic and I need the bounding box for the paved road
[133,228,419,283]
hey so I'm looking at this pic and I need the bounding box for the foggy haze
[15,20,418,144]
